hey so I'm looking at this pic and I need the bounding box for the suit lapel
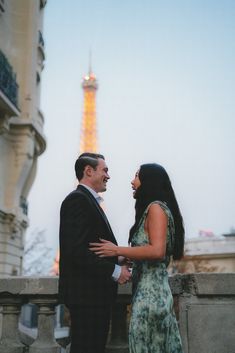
[77,185,117,244]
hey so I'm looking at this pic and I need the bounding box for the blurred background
[29,1,235,252]
[1,0,235,276]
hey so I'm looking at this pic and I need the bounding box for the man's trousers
[68,303,112,353]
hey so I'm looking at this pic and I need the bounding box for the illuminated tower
[80,67,98,153]
[52,66,99,276]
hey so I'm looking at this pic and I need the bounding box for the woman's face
[131,169,141,197]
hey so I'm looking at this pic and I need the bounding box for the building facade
[171,233,235,274]
[0,0,47,275]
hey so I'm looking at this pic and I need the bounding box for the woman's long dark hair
[129,163,184,260]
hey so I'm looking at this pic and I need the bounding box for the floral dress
[129,201,183,353]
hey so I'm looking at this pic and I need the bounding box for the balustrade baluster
[0,298,26,353]
[28,299,61,353]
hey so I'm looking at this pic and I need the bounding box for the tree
[23,228,54,276]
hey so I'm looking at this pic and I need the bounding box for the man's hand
[118,265,131,284]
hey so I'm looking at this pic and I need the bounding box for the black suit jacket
[58,185,118,306]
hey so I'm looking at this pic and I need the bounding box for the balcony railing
[0,50,19,108]
[0,273,234,353]
[40,0,47,9]
[38,31,45,48]
[0,0,5,13]
[20,196,28,215]
[38,31,45,63]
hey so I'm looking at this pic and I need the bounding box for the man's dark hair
[75,152,105,181]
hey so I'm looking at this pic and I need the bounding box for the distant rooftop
[185,234,235,257]
[223,232,235,237]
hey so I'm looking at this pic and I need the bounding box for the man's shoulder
[61,188,87,206]
[63,185,97,204]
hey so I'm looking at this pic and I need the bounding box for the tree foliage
[23,229,54,276]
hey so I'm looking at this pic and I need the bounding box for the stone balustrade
[0,273,234,353]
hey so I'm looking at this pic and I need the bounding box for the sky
[27,0,235,254]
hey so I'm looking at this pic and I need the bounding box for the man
[58,153,131,353]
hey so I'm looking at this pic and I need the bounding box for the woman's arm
[90,204,167,260]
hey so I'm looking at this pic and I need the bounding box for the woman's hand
[89,239,118,257]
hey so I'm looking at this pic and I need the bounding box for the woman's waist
[132,262,168,281]
[133,259,167,270]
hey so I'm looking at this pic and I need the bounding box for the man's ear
[84,165,93,177]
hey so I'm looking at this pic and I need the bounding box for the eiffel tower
[52,63,100,275]
[79,64,98,153]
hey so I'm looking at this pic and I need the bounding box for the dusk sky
[27,0,235,253]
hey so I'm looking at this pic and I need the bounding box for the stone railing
[0,273,234,353]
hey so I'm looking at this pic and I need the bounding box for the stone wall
[0,273,234,353]
[173,273,235,353]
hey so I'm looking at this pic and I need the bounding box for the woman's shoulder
[146,203,168,225]
[146,200,169,213]
[148,201,175,232]
[145,201,173,222]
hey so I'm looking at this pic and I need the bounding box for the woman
[90,163,184,353]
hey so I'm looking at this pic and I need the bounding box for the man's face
[90,158,110,193]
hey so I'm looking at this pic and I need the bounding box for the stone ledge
[0,276,58,296]
[171,273,235,296]
[193,273,235,296]
[0,273,234,298]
